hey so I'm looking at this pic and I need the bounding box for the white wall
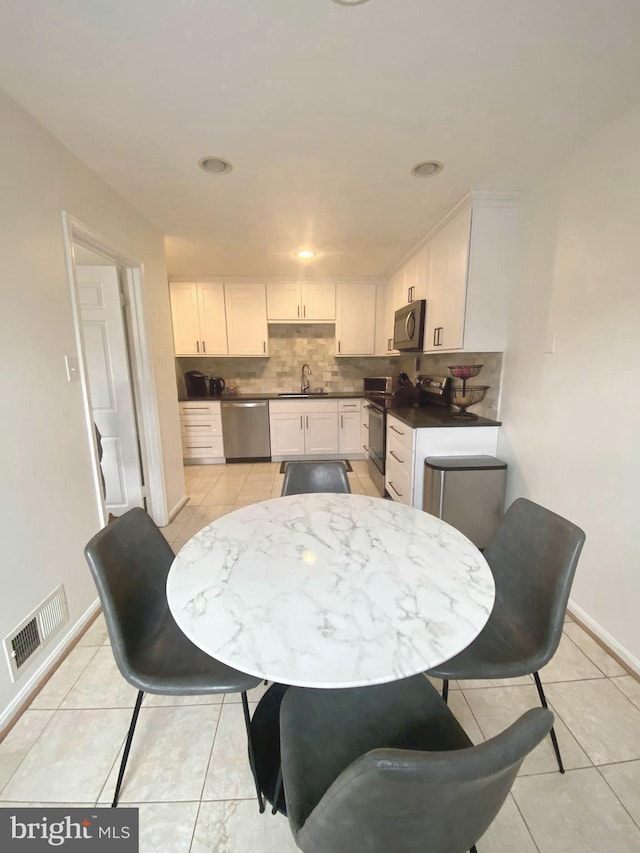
[0,88,185,723]
[498,104,640,670]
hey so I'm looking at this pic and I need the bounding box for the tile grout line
[594,764,640,833]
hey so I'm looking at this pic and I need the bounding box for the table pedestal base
[250,683,288,815]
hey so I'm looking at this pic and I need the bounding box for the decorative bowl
[452,385,489,419]
[448,364,483,380]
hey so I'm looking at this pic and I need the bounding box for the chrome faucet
[301,363,312,394]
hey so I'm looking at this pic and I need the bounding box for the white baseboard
[166,494,189,524]
[568,598,640,678]
[0,598,102,733]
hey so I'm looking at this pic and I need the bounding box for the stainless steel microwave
[393,299,426,351]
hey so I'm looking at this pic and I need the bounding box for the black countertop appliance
[209,377,226,397]
[185,370,208,398]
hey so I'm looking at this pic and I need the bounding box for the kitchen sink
[277,392,329,398]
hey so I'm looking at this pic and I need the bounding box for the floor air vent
[4,585,69,681]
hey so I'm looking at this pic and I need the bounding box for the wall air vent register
[3,585,69,681]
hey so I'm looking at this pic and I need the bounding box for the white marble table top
[167,493,495,689]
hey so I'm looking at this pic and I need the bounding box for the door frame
[62,211,168,526]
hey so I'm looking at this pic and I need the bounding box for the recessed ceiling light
[331,0,371,5]
[296,250,316,259]
[198,156,233,175]
[411,161,444,178]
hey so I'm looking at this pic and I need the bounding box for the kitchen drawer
[338,399,361,413]
[385,455,413,506]
[386,416,414,453]
[181,422,223,439]
[180,415,223,435]
[179,401,221,416]
[181,435,224,458]
[386,430,413,471]
[269,399,338,414]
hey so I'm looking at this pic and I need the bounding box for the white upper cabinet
[335,282,376,356]
[388,191,520,354]
[425,206,471,352]
[383,270,404,354]
[402,245,429,304]
[225,282,269,356]
[266,281,335,322]
[169,281,227,356]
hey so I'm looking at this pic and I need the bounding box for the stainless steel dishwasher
[221,400,271,461]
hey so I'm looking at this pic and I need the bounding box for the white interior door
[77,264,144,515]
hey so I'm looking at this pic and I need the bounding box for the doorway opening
[62,213,167,526]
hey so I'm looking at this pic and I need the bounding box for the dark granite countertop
[386,406,501,429]
[178,393,501,427]
[179,391,363,402]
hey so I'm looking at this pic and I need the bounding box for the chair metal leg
[112,690,144,807]
[533,671,564,774]
[241,691,266,813]
[442,679,449,704]
[271,765,283,815]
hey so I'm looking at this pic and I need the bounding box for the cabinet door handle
[388,337,392,350]
[306,415,309,429]
[363,423,369,430]
[389,482,402,497]
[338,340,341,353]
[363,444,368,452]
[390,449,404,463]
[297,305,300,317]
[303,304,306,318]
[196,340,200,352]
[340,415,344,428]
[390,425,404,435]
[202,340,206,353]
[263,341,266,353]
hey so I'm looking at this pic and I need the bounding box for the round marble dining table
[166,492,495,689]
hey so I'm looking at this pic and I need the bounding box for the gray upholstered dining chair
[281,461,351,496]
[279,675,553,853]
[84,507,264,809]
[428,497,585,774]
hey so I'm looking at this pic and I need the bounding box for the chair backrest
[281,461,351,496]
[296,707,553,853]
[84,507,174,682]
[485,497,585,657]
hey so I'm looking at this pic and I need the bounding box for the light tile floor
[2,461,640,851]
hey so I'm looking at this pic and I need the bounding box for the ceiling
[1,1,640,278]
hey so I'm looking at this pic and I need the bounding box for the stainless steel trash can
[423,456,507,550]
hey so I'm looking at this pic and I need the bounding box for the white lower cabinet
[361,403,370,454]
[385,414,500,509]
[338,399,363,456]
[305,411,339,454]
[269,399,338,460]
[179,401,225,463]
[269,398,366,461]
[385,416,415,506]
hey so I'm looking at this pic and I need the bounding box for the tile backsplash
[176,324,502,420]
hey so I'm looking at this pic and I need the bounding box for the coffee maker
[184,370,208,398]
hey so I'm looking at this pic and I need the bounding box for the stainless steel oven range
[363,376,401,496]
[364,375,451,497]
